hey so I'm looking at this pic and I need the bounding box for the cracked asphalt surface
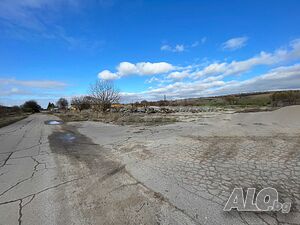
[1,107,300,225]
[74,106,300,225]
[0,114,196,225]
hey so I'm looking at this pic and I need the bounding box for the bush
[22,100,41,113]
[56,98,69,110]
[71,96,91,111]
[271,91,300,106]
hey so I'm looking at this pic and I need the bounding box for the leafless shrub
[56,98,69,110]
[271,91,300,106]
[71,96,91,111]
[90,80,120,112]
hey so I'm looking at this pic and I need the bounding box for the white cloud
[160,45,172,51]
[167,70,190,80]
[193,63,227,78]
[117,62,138,75]
[194,39,300,78]
[211,64,300,95]
[161,44,184,52]
[98,61,174,80]
[0,78,67,89]
[0,87,30,96]
[98,70,119,80]
[103,39,300,101]
[135,62,174,75]
[202,75,224,83]
[0,78,68,106]
[222,37,248,50]
[161,39,204,53]
[120,63,300,102]
[174,44,185,52]
[145,77,161,84]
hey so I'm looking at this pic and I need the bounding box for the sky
[0,0,300,107]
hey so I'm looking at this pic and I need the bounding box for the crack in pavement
[17,195,35,225]
[118,165,202,225]
[0,164,129,208]
[0,177,83,207]
[18,199,23,225]
[0,155,46,198]
[0,152,13,168]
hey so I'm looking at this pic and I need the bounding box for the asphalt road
[0,114,194,225]
[0,114,83,225]
[1,109,299,225]
[75,107,300,225]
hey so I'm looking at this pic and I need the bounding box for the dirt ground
[71,105,300,225]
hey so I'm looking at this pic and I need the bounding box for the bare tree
[56,98,69,110]
[71,96,91,111]
[90,80,120,112]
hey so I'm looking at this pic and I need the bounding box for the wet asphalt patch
[48,125,120,173]
[58,132,76,143]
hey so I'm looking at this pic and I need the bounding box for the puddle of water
[45,120,64,125]
[59,133,76,142]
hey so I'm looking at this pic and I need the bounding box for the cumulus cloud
[193,63,227,78]
[117,62,138,75]
[98,62,174,80]
[120,63,300,102]
[136,62,174,75]
[97,70,119,80]
[194,39,300,78]
[167,70,190,80]
[222,37,248,50]
[102,39,300,102]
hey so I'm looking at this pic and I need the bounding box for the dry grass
[53,110,178,126]
[0,113,28,128]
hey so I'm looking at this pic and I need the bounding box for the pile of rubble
[112,106,220,114]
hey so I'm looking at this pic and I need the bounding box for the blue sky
[0,0,300,107]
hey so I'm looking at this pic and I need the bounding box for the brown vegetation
[55,110,177,126]
[0,105,29,128]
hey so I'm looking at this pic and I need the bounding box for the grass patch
[0,114,29,128]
